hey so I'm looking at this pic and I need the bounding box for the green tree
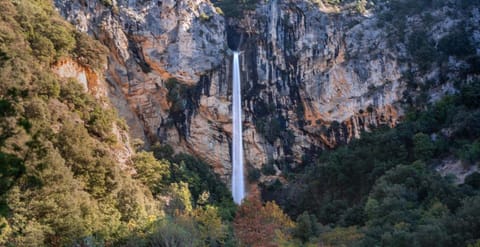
[413,132,435,161]
[193,205,227,246]
[133,151,170,194]
[293,212,319,243]
[167,182,193,214]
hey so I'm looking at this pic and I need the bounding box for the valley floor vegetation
[1,0,479,246]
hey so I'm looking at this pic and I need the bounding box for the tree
[465,172,480,189]
[320,226,363,247]
[0,217,11,245]
[148,217,200,247]
[293,212,319,243]
[132,151,170,194]
[413,132,435,161]
[167,182,193,215]
[193,205,227,246]
[234,198,294,247]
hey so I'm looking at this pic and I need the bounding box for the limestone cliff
[54,0,480,182]
[52,58,135,169]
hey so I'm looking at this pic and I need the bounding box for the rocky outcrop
[52,58,135,169]
[54,0,479,182]
[52,58,107,97]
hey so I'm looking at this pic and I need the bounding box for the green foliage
[165,77,188,113]
[168,153,237,220]
[167,182,194,214]
[438,28,476,58]
[0,99,15,117]
[133,151,170,195]
[262,161,277,176]
[214,0,260,18]
[193,205,228,246]
[292,212,319,243]
[0,0,162,245]
[413,132,435,161]
[0,152,24,195]
[356,0,367,13]
[266,80,480,245]
[465,173,480,190]
[199,13,211,21]
[320,226,363,246]
[87,106,117,140]
[460,81,480,109]
[100,0,113,7]
[151,143,175,160]
[247,163,261,182]
[147,216,201,247]
[459,140,480,165]
[407,31,437,72]
[14,0,76,63]
[73,31,108,70]
[0,217,11,245]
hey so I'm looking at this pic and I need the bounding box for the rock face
[52,58,135,169]
[54,0,479,182]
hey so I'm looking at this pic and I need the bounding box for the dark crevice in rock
[226,25,243,50]
[126,36,152,73]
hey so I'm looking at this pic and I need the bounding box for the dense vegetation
[263,80,480,246]
[0,0,237,246]
[213,0,261,17]
[1,0,479,246]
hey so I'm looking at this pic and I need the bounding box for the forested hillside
[1,0,480,246]
[264,81,480,246]
[0,0,236,246]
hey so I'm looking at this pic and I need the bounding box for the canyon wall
[54,0,479,182]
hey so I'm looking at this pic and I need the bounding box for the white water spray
[231,51,245,205]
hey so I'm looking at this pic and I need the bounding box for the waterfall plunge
[231,51,245,205]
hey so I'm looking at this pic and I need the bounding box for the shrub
[133,151,170,194]
[199,13,210,21]
[73,31,108,70]
[261,162,276,176]
[465,172,480,189]
[215,0,260,18]
[438,29,475,58]
[407,31,437,72]
[247,164,261,182]
[413,132,435,161]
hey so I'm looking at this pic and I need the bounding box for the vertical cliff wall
[54,0,480,182]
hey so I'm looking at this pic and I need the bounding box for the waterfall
[231,51,245,205]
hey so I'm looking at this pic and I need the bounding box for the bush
[293,212,319,243]
[199,13,211,21]
[261,162,277,176]
[247,164,261,182]
[460,81,480,109]
[438,29,475,58]
[215,0,260,18]
[132,151,170,195]
[86,106,116,140]
[100,0,113,7]
[73,31,108,70]
[152,143,175,160]
[465,172,480,189]
[407,31,437,72]
[413,132,435,161]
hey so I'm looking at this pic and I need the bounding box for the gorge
[1,0,480,246]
